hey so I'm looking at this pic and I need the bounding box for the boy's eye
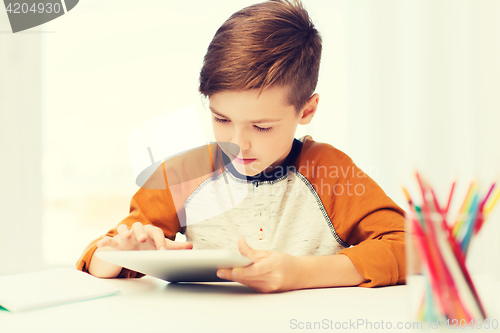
[214,116,272,133]
[254,125,272,133]
[214,116,229,124]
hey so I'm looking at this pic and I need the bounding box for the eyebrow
[209,107,282,124]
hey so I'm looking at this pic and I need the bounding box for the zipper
[252,180,259,194]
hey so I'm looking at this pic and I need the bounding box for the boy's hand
[216,237,300,293]
[96,222,193,251]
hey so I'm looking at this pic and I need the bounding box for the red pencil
[429,188,486,320]
[473,182,496,234]
[415,171,432,217]
[445,181,456,216]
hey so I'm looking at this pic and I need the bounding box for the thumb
[237,237,251,257]
[237,237,263,260]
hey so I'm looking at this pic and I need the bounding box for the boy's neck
[221,139,303,182]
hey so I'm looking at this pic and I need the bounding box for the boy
[77,0,406,293]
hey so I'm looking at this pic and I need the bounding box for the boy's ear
[298,93,319,125]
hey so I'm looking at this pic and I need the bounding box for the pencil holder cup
[406,210,499,329]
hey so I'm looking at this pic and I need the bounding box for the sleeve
[336,209,406,288]
[76,162,183,278]
[299,138,406,287]
[331,158,406,287]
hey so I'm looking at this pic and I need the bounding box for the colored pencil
[429,188,486,320]
[415,172,430,213]
[472,182,495,234]
[452,182,476,238]
[445,180,456,217]
[405,174,488,322]
[402,186,413,206]
[459,193,480,255]
[411,212,451,319]
[425,188,475,320]
[482,182,496,209]
[484,188,500,216]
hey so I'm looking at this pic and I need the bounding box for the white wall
[308,0,500,276]
[0,11,44,274]
[0,0,498,276]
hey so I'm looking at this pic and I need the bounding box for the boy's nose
[234,140,250,153]
[233,131,251,153]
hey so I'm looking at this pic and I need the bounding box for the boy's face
[209,86,317,176]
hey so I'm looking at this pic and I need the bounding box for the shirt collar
[221,138,303,182]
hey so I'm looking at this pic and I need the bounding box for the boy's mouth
[230,153,256,165]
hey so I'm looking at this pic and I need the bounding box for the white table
[0,277,496,333]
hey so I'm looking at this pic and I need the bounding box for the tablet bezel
[95,249,253,282]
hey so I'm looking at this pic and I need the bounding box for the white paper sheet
[0,268,120,312]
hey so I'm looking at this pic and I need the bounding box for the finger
[237,237,267,260]
[145,226,167,250]
[165,238,193,250]
[132,222,148,243]
[237,237,252,257]
[225,260,272,280]
[109,236,122,248]
[98,236,122,249]
[217,268,235,281]
[217,266,261,280]
[97,236,112,248]
[233,262,271,279]
[117,224,131,239]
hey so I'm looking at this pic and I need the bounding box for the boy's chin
[232,162,263,177]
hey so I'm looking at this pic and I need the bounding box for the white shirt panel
[184,169,346,256]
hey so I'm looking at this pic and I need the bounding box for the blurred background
[0,0,499,277]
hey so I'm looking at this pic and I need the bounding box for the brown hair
[199,0,322,112]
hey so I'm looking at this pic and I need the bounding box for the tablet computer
[95,250,253,282]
